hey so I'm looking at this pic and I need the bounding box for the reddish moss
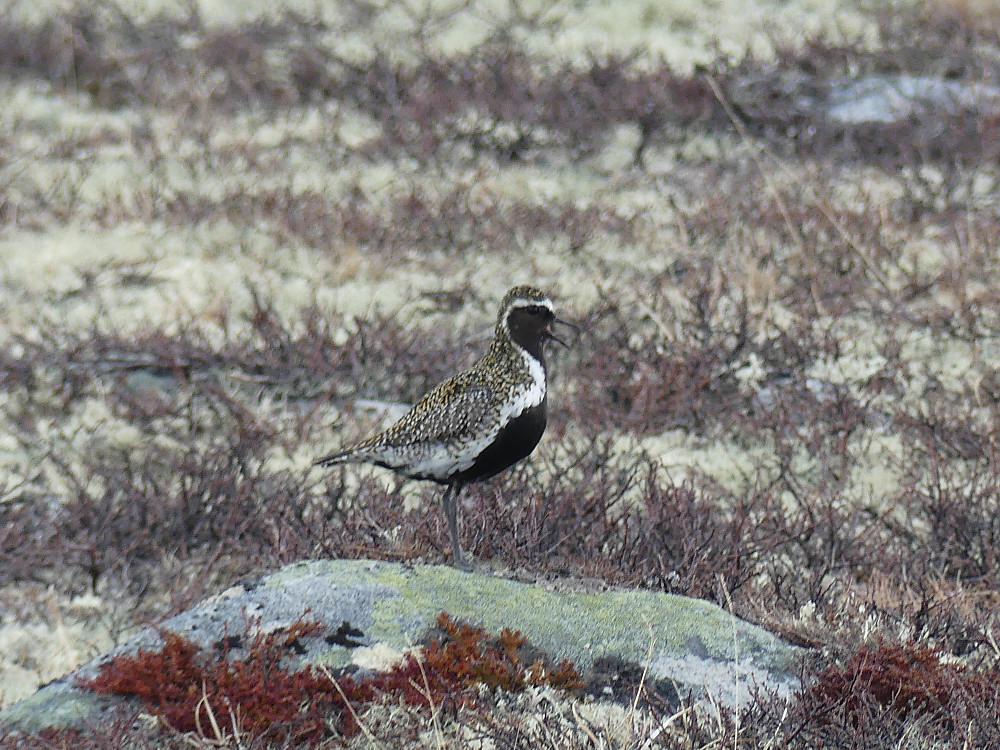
[366,613,583,710]
[802,638,1000,727]
[81,620,373,743]
[78,613,581,745]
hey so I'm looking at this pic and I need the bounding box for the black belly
[455,401,547,485]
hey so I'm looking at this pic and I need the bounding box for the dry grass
[3,0,1000,746]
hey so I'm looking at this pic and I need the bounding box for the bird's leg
[441,483,469,570]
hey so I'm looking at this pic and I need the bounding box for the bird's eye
[524,305,543,315]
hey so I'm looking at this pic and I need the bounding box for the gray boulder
[1,559,805,735]
[730,71,1000,126]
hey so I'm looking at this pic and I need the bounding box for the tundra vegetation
[1,0,999,746]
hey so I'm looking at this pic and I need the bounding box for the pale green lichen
[263,560,801,676]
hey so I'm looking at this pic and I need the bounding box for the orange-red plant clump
[802,638,1000,726]
[367,612,584,704]
[79,612,582,746]
[81,620,371,743]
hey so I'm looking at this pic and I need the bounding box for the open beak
[546,316,579,348]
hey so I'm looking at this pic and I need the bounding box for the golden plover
[315,285,572,569]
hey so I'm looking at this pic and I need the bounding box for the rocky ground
[2,0,1000,747]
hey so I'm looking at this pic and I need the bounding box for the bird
[314,285,572,570]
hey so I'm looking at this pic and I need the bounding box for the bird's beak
[547,316,579,348]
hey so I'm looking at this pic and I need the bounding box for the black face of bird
[506,303,576,351]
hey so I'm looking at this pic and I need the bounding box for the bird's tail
[313,450,359,468]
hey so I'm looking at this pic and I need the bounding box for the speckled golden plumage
[315,285,569,569]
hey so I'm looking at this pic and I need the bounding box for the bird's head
[497,285,576,358]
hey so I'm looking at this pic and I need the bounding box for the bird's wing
[313,375,496,469]
[371,378,496,450]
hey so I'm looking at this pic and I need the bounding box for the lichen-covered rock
[0,559,804,735]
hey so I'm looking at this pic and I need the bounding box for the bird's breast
[507,348,546,415]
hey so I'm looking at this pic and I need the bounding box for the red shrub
[80,613,581,745]
[82,621,372,743]
[802,638,1000,727]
